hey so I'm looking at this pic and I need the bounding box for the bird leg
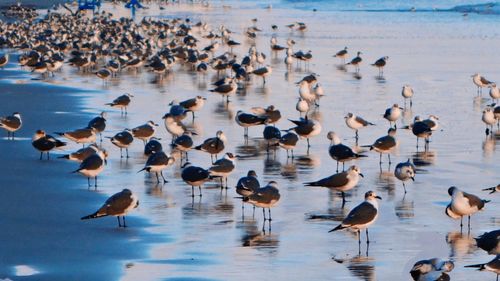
[122,216,127,228]
[268,208,272,221]
[120,148,123,158]
[198,186,202,197]
[47,152,50,160]
[262,208,266,221]
[403,182,407,194]
[39,152,43,160]
[366,228,370,244]
[191,186,195,197]
[94,176,98,189]
[460,216,463,232]
[117,216,122,227]
[126,148,129,158]
[160,171,168,184]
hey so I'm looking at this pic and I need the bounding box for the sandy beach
[0,0,499,280]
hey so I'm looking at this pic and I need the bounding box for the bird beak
[399,107,404,110]
[203,97,207,100]
[359,173,364,178]
[104,159,108,165]
[154,123,159,126]
[375,196,382,200]
[411,177,415,181]
[483,187,496,194]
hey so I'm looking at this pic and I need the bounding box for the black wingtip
[328,224,344,233]
[81,211,99,220]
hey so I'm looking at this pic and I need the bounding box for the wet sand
[1,1,499,280]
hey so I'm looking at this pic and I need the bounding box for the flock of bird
[0,2,499,280]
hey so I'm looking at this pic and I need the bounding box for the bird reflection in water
[213,100,235,120]
[182,197,210,219]
[412,150,436,167]
[294,153,320,172]
[375,169,396,200]
[280,158,297,180]
[394,194,415,220]
[336,64,347,72]
[235,139,260,158]
[239,219,279,251]
[263,155,281,176]
[212,195,234,216]
[482,136,496,157]
[353,72,362,80]
[446,231,476,258]
[307,190,351,221]
[333,255,376,281]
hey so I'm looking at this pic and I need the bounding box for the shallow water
[1,1,499,280]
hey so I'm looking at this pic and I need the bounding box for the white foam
[13,265,39,276]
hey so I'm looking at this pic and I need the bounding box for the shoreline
[0,54,160,280]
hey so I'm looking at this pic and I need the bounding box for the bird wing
[180,98,197,109]
[79,154,103,170]
[462,192,486,210]
[342,202,377,226]
[98,190,135,216]
[0,116,21,128]
[373,136,396,150]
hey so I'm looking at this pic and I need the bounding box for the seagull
[296,98,310,116]
[298,80,315,104]
[371,56,388,76]
[209,152,236,188]
[0,112,22,140]
[446,186,490,231]
[483,107,496,136]
[465,255,500,280]
[490,84,500,102]
[472,73,494,96]
[327,131,367,172]
[402,85,414,108]
[132,121,158,145]
[346,51,362,72]
[95,68,112,83]
[87,111,107,142]
[410,258,454,281]
[194,130,227,163]
[168,100,188,122]
[263,126,281,151]
[144,138,163,156]
[475,230,500,255]
[422,115,440,131]
[305,165,364,204]
[236,170,260,214]
[171,131,195,161]
[209,78,237,102]
[383,104,403,129]
[139,151,175,184]
[181,162,211,197]
[0,53,9,68]
[235,110,267,137]
[333,46,348,64]
[32,130,66,160]
[179,96,206,120]
[483,184,500,194]
[344,113,375,139]
[313,83,325,106]
[72,150,107,188]
[394,159,416,193]
[329,191,381,246]
[59,144,99,162]
[243,181,280,221]
[162,113,186,141]
[106,93,133,115]
[251,105,281,125]
[81,189,139,228]
[108,129,134,158]
[55,127,97,147]
[285,117,322,149]
[251,65,272,84]
[412,116,433,149]
[277,132,299,158]
[364,128,397,164]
